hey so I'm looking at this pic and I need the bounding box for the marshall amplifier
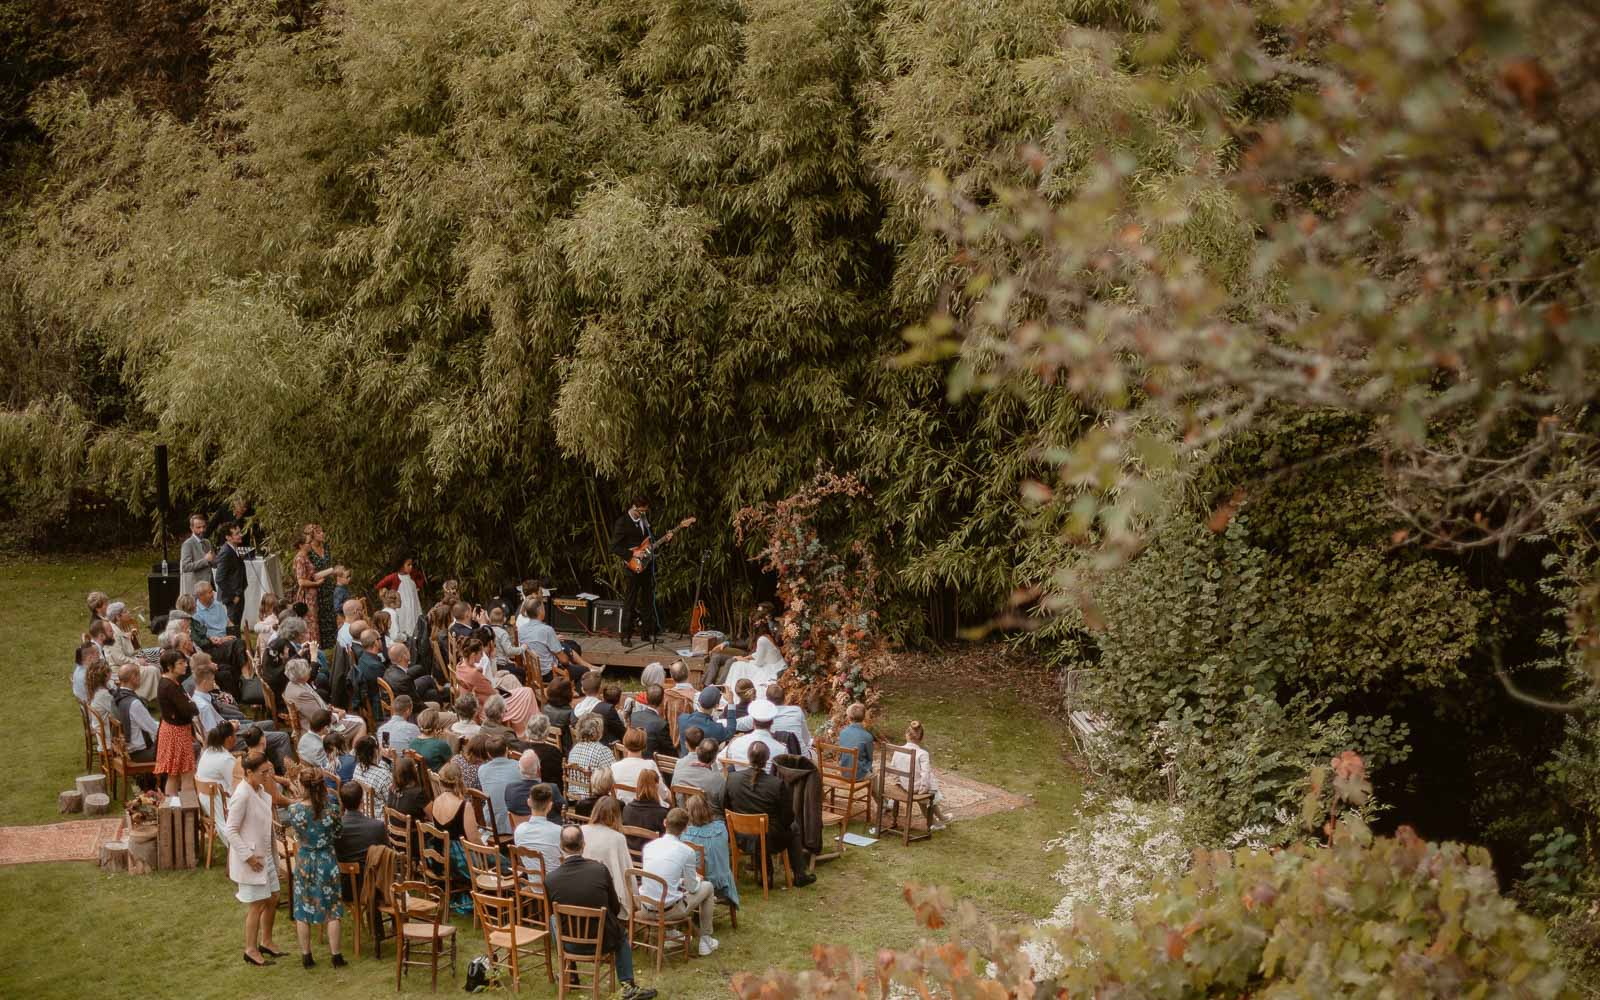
[551,597,592,632]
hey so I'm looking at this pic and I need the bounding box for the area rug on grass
[934,769,1030,822]
[0,818,124,865]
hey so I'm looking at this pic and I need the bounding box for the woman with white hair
[623,661,668,722]
[282,658,367,745]
[104,601,161,701]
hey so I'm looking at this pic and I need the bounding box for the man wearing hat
[674,686,731,755]
[718,700,789,773]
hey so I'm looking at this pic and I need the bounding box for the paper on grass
[841,832,878,847]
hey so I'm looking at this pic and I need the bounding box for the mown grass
[0,552,1081,999]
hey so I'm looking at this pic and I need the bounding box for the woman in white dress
[723,624,787,692]
[224,752,285,966]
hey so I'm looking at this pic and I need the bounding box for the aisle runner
[934,769,1029,821]
[0,818,123,865]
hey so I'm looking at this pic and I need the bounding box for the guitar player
[609,497,658,643]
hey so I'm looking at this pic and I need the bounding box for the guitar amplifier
[550,597,591,632]
[591,600,624,634]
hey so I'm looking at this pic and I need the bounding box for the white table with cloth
[242,555,284,629]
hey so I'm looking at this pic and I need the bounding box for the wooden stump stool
[83,792,111,815]
[58,790,83,814]
[76,774,108,800]
[128,826,158,874]
[99,840,130,872]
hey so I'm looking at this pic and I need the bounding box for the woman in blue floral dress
[287,774,346,968]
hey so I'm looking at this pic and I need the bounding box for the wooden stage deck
[559,630,707,680]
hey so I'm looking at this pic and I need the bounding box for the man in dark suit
[607,498,655,643]
[544,826,657,1000]
[630,684,676,760]
[334,782,388,864]
[724,741,815,887]
[214,522,253,636]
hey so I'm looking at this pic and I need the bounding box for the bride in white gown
[723,628,787,690]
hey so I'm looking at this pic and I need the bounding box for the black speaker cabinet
[147,568,180,621]
[551,598,591,632]
[591,600,624,634]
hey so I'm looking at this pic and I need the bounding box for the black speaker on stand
[148,443,179,620]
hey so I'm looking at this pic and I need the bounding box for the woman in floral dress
[286,771,346,968]
[292,524,342,652]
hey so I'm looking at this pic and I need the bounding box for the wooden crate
[157,789,200,871]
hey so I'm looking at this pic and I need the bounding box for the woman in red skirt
[156,648,198,796]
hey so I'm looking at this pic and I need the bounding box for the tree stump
[58,790,83,814]
[83,792,111,815]
[75,774,108,800]
[127,826,158,874]
[99,840,129,872]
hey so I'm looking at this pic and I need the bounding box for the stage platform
[559,630,706,681]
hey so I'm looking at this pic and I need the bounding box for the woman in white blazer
[224,753,285,966]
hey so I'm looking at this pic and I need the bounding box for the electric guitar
[626,516,696,574]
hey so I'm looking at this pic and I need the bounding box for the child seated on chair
[887,721,953,831]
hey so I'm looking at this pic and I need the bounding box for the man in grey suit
[179,512,216,595]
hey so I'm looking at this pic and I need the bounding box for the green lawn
[0,552,1080,999]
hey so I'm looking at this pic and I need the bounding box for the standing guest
[224,752,285,967]
[409,709,454,771]
[156,648,198,797]
[836,702,874,779]
[566,716,616,796]
[351,736,393,814]
[597,682,628,744]
[292,524,343,650]
[724,741,814,887]
[215,522,254,636]
[252,594,284,649]
[886,721,953,831]
[680,794,738,911]
[333,782,387,864]
[180,513,217,595]
[621,770,671,850]
[374,557,425,642]
[383,643,439,704]
[629,685,676,761]
[671,738,727,816]
[112,663,160,766]
[512,783,563,881]
[547,825,658,1000]
[675,686,731,755]
[475,734,522,838]
[286,769,346,968]
[197,723,241,815]
[330,569,352,622]
[191,581,249,695]
[610,728,663,804]
[284,659,367,745]
[636,807,719,956]
[578,796,635,905]
[541,678,577,750]
[766,683,813,756]
[378,695,421,755]
[387,754,432,822]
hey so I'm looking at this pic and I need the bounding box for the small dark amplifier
[591,600,624,634]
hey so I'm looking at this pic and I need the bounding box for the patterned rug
[0,818,125,866]
[935,769,1030,822]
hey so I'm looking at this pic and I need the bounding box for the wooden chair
[273,820,296,912]
[655,754,677,784]
[509,846,551,927]
[337,860,367,958]
[626,868,696,972]
[465,787,511,852]
[104,716,158,801]
[195,778,228,869]
[817,741,873,831]
[260,680,287,731]
[670,783,706,810]
[285,700,303,743]
[375,676,397,720]
[472,890,553,992]
[552,903,615,1000]
[563,764,594,801]
[609,741,625,761]
[874,741,935,846]
[462,838,516,898]
[685,841,736,930]
[725,810,792,899]
[384,807,416,880]
[621,825,658,868]
[392,879,456,991]
[361,781,378,818]
[77,699,102,774]
[416,820,455,899]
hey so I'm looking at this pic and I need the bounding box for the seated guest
[352,629,389,720]
[351,736,392,814]
[723,679,757,733]
[597,682,628,744]
[578,796,634,903]
[512,782,563,883]
[450,732,491,791]
[470,625,518,692]
[330,731,366,788]
[524,715,565,787]
[887,721,952,831]
[547,824,657,1000]
[334,781,388,864]
[676,686,731,755]
[520,598,596,688]
[504,751,563,823]
[190,581,248,695]
[195,722,241,817]
[566,716,615,797]
[836,702,874,779]
[571,768,615,820]
[87,590,110,626]
[610,728,662,803]
[456,638,539,731]
[543,678,578,750]
[479,694,519,746]
[252,594,284,648]
[573,671,603,718]
[667,661,696,694]
[298,710,335,769]
[191,659,290,772]
[671,738,727,816]
[284,658,367,745]
[621,770,671,850]
[486,607,526,682]
[722,622,787,692]
[426,760,482,848]
[86,661,117,751]
[409,708,454,771]
[766,683,812,755]
[720,701,787,772]
[382,643,439,704]
[378,695,421,754]
[623,664,666,723]
[261,616,312,698]
[630,685,675,760]
[104,602,159,701]
[476,734,522,838]
[71,640,101,704]
[724,741,814,887]
[111,663,160,766]
[636,806,719,956]
[450,693,481,740]
[387,754,432,822]
[680,794,738,911]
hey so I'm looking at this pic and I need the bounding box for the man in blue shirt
[836,702,874,779]
[190,580,248,696]
[476,735,523,839]
[512,783,565,885]
[676,686,731,754]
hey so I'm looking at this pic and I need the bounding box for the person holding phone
[224,752,286,967]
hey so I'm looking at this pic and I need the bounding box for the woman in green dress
[287,770,346,968]
[304,524,340,650]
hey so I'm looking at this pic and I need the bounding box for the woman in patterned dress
[292,524,342,652]
[286,770,346,968]
[155,648,198,797]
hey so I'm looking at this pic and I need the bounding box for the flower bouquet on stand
[124,789,162,873]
